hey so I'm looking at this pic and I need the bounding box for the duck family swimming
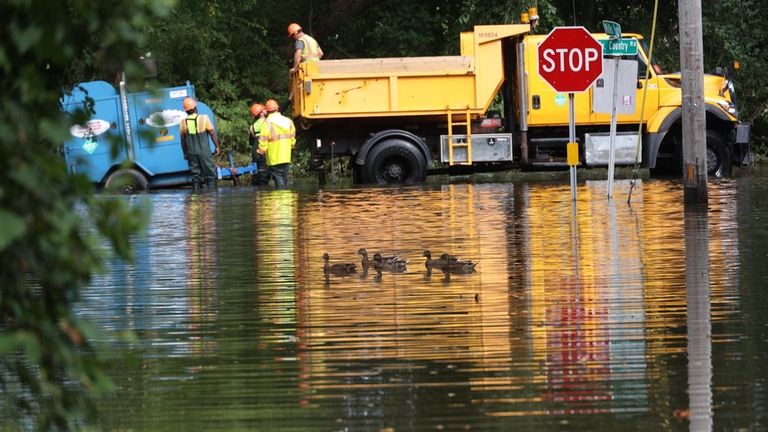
[324,249,476,278]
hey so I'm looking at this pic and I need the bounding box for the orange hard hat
[250,103,264,117]
[182,97,197,111]
[287,23,302,38]
[265,99,279,112]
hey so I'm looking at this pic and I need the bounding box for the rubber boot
[192,182,201,192]
[205,179,218,190]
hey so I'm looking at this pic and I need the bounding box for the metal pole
[569,93,577,202]
[119,73,135,162]
[679,0,708,204]
[607,56,620,199]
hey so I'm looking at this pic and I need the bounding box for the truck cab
[519,33,748,177]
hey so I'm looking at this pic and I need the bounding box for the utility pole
[678,0,708,204]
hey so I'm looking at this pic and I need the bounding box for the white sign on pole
[592,59,638,114]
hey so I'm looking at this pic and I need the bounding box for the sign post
[601,20,629,200]
[538,27,603,202]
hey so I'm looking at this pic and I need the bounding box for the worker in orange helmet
[257,99,296,189]
[180,96,220,191]
[248,102,270,186]
[287,23,322,105]
[288,23,323,74]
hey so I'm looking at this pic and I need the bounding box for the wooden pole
[685,207,713,429]
[678,0,708,204]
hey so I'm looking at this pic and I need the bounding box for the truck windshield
[639,40,662,75]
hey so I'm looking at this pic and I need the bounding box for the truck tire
[360,139,427,184]
[706,130,731,178]
[104,168,149,193]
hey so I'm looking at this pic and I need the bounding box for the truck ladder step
[447,108,472,166]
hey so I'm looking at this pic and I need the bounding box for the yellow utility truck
[290,24,749,184]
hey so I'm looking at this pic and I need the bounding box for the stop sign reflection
[537,27,603,93]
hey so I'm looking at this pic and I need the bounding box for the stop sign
[538,27,603,93]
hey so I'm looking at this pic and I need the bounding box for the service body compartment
[440,133,514,164]
[584,132,641,165]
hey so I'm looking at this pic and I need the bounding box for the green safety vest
[181,113,213,155]
[250,117,265,160]
[181,113,211,135]
[249,117,265,136]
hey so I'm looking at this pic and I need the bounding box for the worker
[257,99,296,190]
[180,96,220,191]
[287,23,323,105]
[248,102,271,186]
[288,23,323,74]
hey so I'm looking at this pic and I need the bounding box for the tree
[0,0,170,429]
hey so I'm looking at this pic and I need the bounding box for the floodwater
[80,168,768,431]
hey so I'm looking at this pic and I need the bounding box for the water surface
[82,170,768,431]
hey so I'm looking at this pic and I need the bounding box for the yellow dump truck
[290,24,749,184]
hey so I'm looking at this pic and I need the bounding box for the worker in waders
[180,97,220,191]
[257,99,296,190]
[248,102,271,186]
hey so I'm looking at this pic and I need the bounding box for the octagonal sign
[538,26,603,93]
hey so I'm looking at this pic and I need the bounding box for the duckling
[323,253,357,275]
[371,253,384,277]
[359,248,408,269]
[358,248,374,270]
[439,253,477,274]
[373,252,407,273]
[422,250,447,270]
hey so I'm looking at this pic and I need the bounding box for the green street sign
[600,38,638,56]
[602,20,622,38]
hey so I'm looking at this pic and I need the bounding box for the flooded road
[81,169,768,431]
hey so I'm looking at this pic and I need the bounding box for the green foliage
[0,0,168,429]
[138,0,768,170]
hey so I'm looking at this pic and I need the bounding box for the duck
[359,248,408,269]
[439,253,477,274]
[372,252,407,273]
[323,253,357,275]
[422,250,448,269]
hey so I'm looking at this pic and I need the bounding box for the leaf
[0,209,26,251]
[10,22,43,54]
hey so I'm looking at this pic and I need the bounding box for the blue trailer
[62,80,256,191]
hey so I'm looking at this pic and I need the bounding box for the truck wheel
[361,139,427,184]
[104,168,149,193]
[706,130,731,178]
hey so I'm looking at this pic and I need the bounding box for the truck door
[128,86,192,177]
[63,82,128,183]
[590,39,660,125]
[524,35,593,127]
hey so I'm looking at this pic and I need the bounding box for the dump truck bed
[291,24,531,120]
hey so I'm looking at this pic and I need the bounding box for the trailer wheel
[706,130,731,178]
[104,168,149,193]
[361,139,427,184]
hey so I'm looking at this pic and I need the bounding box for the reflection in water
[685,207,712,431]
[77,175,768,431]
[185,194,219,359]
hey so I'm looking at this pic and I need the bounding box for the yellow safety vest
[298,34,320,62]
[258,113,296,166]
